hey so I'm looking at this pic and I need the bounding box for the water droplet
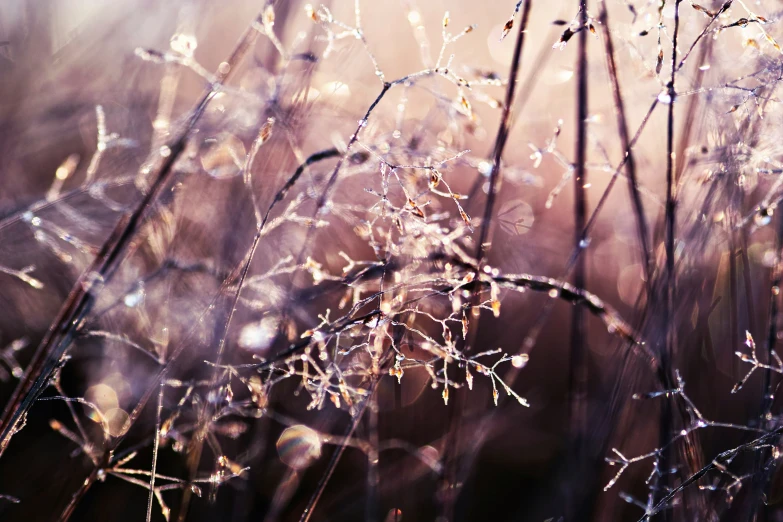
[277,425,322,470]
[200,133,246,179]
[755,207,773,226]
[762,249,778,268]
[579,238,590,248]
[81,271,105,294]
[159,145,172,158]
[239,316,279,353]
[104,408,131,437]
[85,383,119,424]
[321,81,351,98]
[551,66,574,84]
[170,33,198,58]
[123,286,145,308]
[617,264,645,306]
[657,91,673,104]
[511,354,529,369]
[474,161,493,179]
[496,199,534,235]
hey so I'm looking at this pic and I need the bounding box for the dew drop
[170,33,198,57]
[123,285,145,308]
[104,408,131,437]
[81,271,105,294]
[200,133,246,179]
[657,91,673,104]
[239,316,279,353]
[277,425,322,470]
[755,207,773,227]
[84,383,119,425]
[511,354,529,369]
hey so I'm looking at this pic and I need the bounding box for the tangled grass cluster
[2,0,783,520]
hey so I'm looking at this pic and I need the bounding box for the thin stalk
[655,0,682,515]
[745,212,783,522]
[729,225,740,373]
[146,385,164,522]
[740,235,756,342]
[365,391,380,522]
[567,0,589,518]
[762,215,783,426]
[475,0,534,267]
[664,0,683,364]
[466,17,562,203]
[597,0,652,285]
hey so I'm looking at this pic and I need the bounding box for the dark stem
[567,1,589,520]
[146,385,164,522]
[475,0,534,267]
[664,0,683,362]
[655,0,682,515]
[762,214,783,427]
[597,0,652,286]
[641,427,783,522]
[743,208,783,522]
